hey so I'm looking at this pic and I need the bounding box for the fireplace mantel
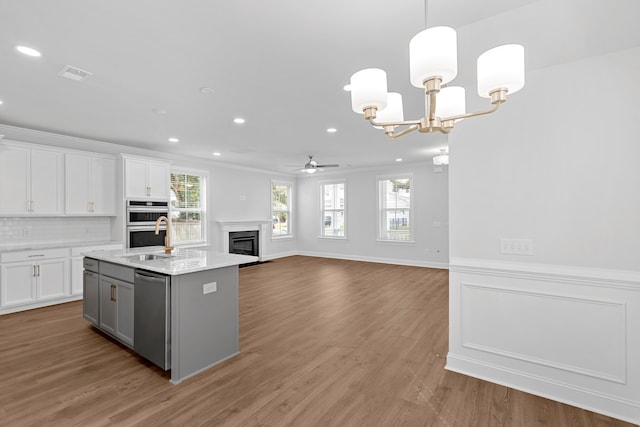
[217,219,271,261]
[216,219,272,226]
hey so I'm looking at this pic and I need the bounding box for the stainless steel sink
[126,253,169,261]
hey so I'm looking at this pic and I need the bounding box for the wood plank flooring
[0,256,634,426]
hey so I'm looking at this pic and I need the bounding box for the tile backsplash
[0,217,111,249]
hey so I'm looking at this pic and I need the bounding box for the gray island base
[82,246,258,384]
[170,266,239,384]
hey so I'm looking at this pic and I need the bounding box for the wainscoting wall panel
[447,258,640,425]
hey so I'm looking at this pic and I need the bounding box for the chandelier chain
[424,0,428,28]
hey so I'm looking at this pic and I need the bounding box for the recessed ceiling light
[212,152,221,156]
[326,128,337,133]
[233,118,245,124]
[343,84,352,91]
[16,45,42,57]
[395,158,403,162]
[168,137,179,143]
[0,99,3,105]
[200,87,215,95]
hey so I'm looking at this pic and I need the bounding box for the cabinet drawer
[83,257,99,273]
[0,248,69,263]
[100,261,134,283]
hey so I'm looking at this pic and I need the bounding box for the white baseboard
[261,250,298,261]
[446,353,640,425]
[297,250,449,269]
[0,295,83,316]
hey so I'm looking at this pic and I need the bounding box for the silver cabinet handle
[33,265,37,277]
[37,265,40,277]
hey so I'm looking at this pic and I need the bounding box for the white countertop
[0,240,123,253]
[83,246,258,276]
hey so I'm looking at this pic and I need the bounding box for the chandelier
[349,25,525,139]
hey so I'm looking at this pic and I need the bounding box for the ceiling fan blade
[316,164,339,168]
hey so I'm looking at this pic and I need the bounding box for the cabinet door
[30,149,64,215]
[65,154,91,214]
[0,262,36,306]
[71,257,84,295]
[124,158,149,199]
[0,145,30,214]
[147,161,170,199]
[83,270,100,326]
[37,258,69,300]
[91,157,116,215]
[116,282,134,347]
[99,277,117,335]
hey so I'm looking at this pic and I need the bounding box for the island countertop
[83,246,258,275]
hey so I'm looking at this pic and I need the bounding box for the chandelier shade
[374,92,404,129]
[477,44,525,98]
[350,68,388,113]
[437,86,466,120]
[409,26,458,87]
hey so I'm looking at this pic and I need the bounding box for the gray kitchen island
[82,246,258,384]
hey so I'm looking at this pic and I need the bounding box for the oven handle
[127,225,167,232]
[126,207,170,213]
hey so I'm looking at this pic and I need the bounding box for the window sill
[272,235,294,240]
[375,239,415,244]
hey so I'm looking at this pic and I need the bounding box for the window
[170,171,206,245]
[320,181,346,238]
[377,175,412,242]
[271,181,292,237]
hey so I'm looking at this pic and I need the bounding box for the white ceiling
[0,0,638,173]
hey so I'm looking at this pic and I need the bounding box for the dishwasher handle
[134,270,168,283]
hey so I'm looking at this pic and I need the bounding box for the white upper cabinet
[65,153,116,215]
[123,156,170,200]
[0,144,63,215]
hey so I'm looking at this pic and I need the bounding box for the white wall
[204,164,296,259]
[296,162,449,268]
[447,47,640,424]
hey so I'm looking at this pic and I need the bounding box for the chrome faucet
[155,216,174,254]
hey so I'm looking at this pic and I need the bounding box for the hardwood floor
[0,256,634,426]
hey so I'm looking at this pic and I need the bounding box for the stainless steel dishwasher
[134,269,170,370]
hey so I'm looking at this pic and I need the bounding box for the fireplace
[228,230,259,257]
[217,219,271,263]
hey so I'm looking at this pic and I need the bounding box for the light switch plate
[500,238,534,255]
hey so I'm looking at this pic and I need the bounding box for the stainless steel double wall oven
[126,200,169,248]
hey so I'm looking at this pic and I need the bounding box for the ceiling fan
[296,155,339,174]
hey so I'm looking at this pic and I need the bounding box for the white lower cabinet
[0,262,37,306]
[0,244,123,315]
[0,249,69,310]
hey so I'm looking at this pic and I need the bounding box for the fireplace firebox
[228,230,259,262]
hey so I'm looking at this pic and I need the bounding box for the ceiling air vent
[58,65,93,81]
